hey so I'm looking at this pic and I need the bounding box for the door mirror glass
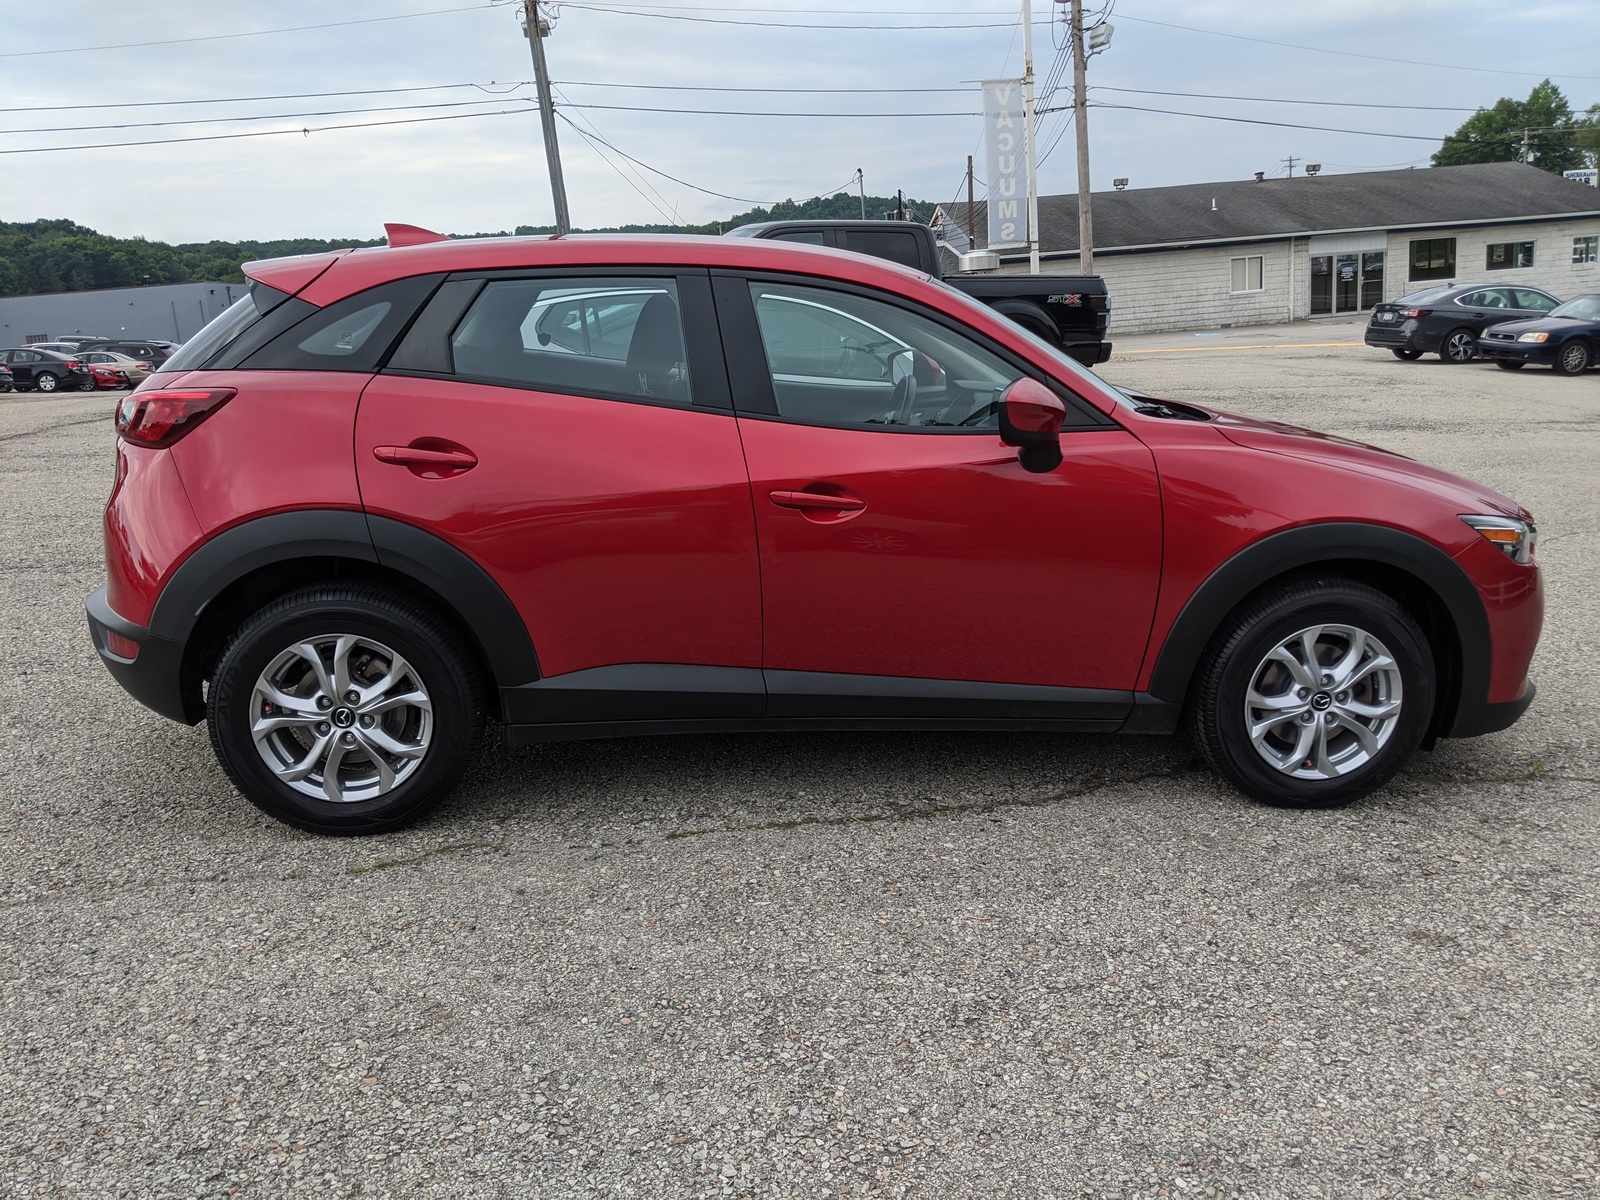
[998,378,1066,473]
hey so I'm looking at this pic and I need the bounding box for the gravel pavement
[2,333,1596,1199]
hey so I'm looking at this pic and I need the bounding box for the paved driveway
[2,335,1596,1199]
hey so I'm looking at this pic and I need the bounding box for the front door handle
[769,489,865,513]
[373,444,478,470]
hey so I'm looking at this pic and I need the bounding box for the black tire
[1553,339,1592,376]
[34,371,59,393]
[1438,328,1477,363]
[79,376,99,392]
[1496,360,1525,371]
[1192,576,1435,809]
[207,584,485,835]
[1390,348,1422,361]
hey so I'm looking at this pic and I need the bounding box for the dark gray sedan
[1365,283,1561,363]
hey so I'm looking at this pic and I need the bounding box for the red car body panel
[354,374,764,678]
[167,371,367,534]
[737,418,1162,688]
[1452,538,1543,703]
[104,444,204,626]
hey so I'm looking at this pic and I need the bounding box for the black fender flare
[985,298,1060,343]
[1144,522,1489,735]
[150,509,540,689]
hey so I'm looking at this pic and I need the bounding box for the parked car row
[1,338,177,393]
[1365,283,1598,374]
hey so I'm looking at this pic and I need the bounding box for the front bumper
[1449,678,1536,737]
[1477,338,1558,365]
[86,583,200,724]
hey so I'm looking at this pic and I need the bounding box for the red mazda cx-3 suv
[87,227,1543,834]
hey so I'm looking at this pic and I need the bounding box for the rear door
[355,269,763,715]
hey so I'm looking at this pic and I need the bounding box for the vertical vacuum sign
[982,79,1027,247]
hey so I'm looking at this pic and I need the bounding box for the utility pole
[1282,155,1300,178]
[1022,0,1041,273]
[1069,0,1093,274]
[856,168,866,219]
[967,154,976,251]
[521,0,570,234]
[896,189,906,221]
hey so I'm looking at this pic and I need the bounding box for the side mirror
[997,377,1066,473]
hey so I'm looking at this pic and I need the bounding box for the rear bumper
[1364,324,1422,351]
[86,583,200,725]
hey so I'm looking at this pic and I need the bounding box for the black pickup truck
[727,219,1111,366]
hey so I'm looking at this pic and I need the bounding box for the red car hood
[1205,406,1532,522]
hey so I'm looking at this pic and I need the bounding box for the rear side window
[156,282,290,374]
[238,274,444,372]
[770,231,826,246]
[844,230,924,270]
[450,276,693,406]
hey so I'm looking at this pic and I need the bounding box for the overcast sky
[4,0,1598,243]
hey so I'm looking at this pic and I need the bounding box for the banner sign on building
[982,79,1027,247]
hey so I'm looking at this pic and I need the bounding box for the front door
[716,275,1163,705]
[356,271,763,706]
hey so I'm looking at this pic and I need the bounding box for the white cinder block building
[934,162,1600,336]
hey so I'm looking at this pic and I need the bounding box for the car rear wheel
[207,585,485,835]
[1390,348,1422,361]
[1192,577,1435,809]
[1439,329,1477,363]
[1496,360,1525,370]
[34,372,59,393]
[79,376,98,392]
[1554,340,1591,375]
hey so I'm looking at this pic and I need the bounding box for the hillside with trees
[0,192,934,298]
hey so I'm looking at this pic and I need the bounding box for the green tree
[1433,80,1585,174]
[1575,102,1600,169]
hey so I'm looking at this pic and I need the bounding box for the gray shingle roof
[936,162,1600,254]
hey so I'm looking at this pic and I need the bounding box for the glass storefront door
[1310,249,1384,315]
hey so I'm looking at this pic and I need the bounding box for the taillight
[1398,308,1432,319]
[114,388,235,448]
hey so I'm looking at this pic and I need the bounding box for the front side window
[1408,238,1456,282]
[1513,289,1558,311]
[1574,236,1599,265]
[1486,241,1535,270]
[1230,255,1264,293]
[452,277,691,405]
[747,281,1022,429]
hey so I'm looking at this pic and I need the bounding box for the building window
[1409,237,1456,281]
[1486,241,1535,270]
[1230,255,1264,293]
[1575,236,1599,265]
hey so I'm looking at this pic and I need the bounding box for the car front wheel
[207,585,484,834]
[1554,340,1592,375]
[1193,577,1435,808]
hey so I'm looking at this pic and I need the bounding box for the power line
[0,3,500,58]
[1114,13,1600,82]
[548,4,1031,30]
[562,102,980,117]
[552,81,972,94]
[1091,86,1486,113]
[553,111,777,205]
[0,82,534,114]
[0,107,534,156]
[2,96,533,137]
[1087,101,1588,146]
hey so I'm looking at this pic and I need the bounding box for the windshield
[1549,294,1600,320]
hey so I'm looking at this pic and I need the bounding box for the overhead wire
[0,83,534,114]
[2,96,535,137]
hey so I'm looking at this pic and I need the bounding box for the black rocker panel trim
[765,670,1133,721]
[502,664,765,725]
[505,715,1124,746]
[501,664,1133,729]
[1144,522,1492,739]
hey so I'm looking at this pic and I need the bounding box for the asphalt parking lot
[2,327,1596,1199]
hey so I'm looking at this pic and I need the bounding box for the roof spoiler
[384,223,450,248]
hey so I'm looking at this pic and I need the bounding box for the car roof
[244,233,934,308]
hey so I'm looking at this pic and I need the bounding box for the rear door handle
[769,489,865,512]
[373,445,478,470]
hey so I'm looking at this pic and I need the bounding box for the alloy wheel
[1244,623,1404,780]
[249,633,433,803]
[1443,331,1476,363]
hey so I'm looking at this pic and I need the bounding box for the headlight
[1461,514,1537,564]
[1517,331,1550,343]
